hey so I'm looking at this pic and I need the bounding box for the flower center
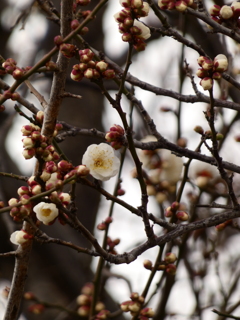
[42,208,52,217]
[94,158,104,168]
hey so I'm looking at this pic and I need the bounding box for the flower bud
[165,252,177,264]
[22,148,35,159]
[220,5,233,19]
[76,294,91,306]
[213,54,228,72]
[176,210,189,221]
[71,19,80,30]
[60,43,76,58]
[200,77,213,90]
[96,61,108,72]
[141,307,155,318]
[12,68,24,79]
[143,259,153,270]
[231,1,240,16]
[165,206,173,217]
[175,0,188,11]
[17,186,30,196]
[102,69,115,79]
[209,4,221,16]
[54,35,63,46]
[166,264,177,275]
[76,0,91,5]
[11,92,20,101]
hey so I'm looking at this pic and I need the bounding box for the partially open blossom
[82,143,120,181]
[10,230,31,245]
[33,202,59,225]
[133,20,151,39]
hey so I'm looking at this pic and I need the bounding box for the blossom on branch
[10,230,31,246]
[82,143,120,181]
[33,202,59,225]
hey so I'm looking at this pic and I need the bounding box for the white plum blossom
[82,143,120,181]
[138,135,183,185]
[10,230,29,246]
[33,202,59,225]
[133,20,151,39]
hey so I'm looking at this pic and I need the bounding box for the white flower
[10,230,29,246]
[82,143,120,181]
[133,20,151,39]
[159,149,183,184]
[220,5,233,19]
[33,202,59,225]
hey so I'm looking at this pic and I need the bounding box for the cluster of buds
[1,58,32,80]
[105,124,125,150]
[209,2,240,24]
[143,252,177,275]
[121,293,154,319]
[70,49,115,82]
[97,216,113,230]
[194,126,224,142]
[158,0,194,12]
[21,112,62,161]
[114,0,151,51]
[106,236,120,254]
[196,54,228,91]
[76,283,108,318]
[165,201,189,221]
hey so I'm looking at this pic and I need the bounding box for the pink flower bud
[231,1,240,16]
[17,186,30,196]
[200,77,213,90]
[196,68,208,78]
[75,165,90,176]
[58,160,73,172]
[165,206,173,217]
[54,35,63,46]
[97,222,107,230]
[122,33,133,42]
[8,198,19,206]
[71,68,84,82]
[11,92,20,101]
[140,307,155,317]
[45,61,58,71]
[12,68,24,79]
[59,192,71,206]
[143,259,153,270]
[21,124,34,136]
[165,252,177,263]
[213,54,228,72]
[120,300,131,312]
[71,19,80,30]
[31,184,42,195]
[77,306,90,317]
[209,4,221,16]
[60,43,76,58]
[176,210,189,221]
[96,61,108,72]
[212,72,222,79]
[22,148,36,159]
[84,68,94,79]
[22,137,35,149]
[175,0,188,11]
[102,69,115,79]
[20,194,31,205]
[220,5,233,19]
[166,264,177,275]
